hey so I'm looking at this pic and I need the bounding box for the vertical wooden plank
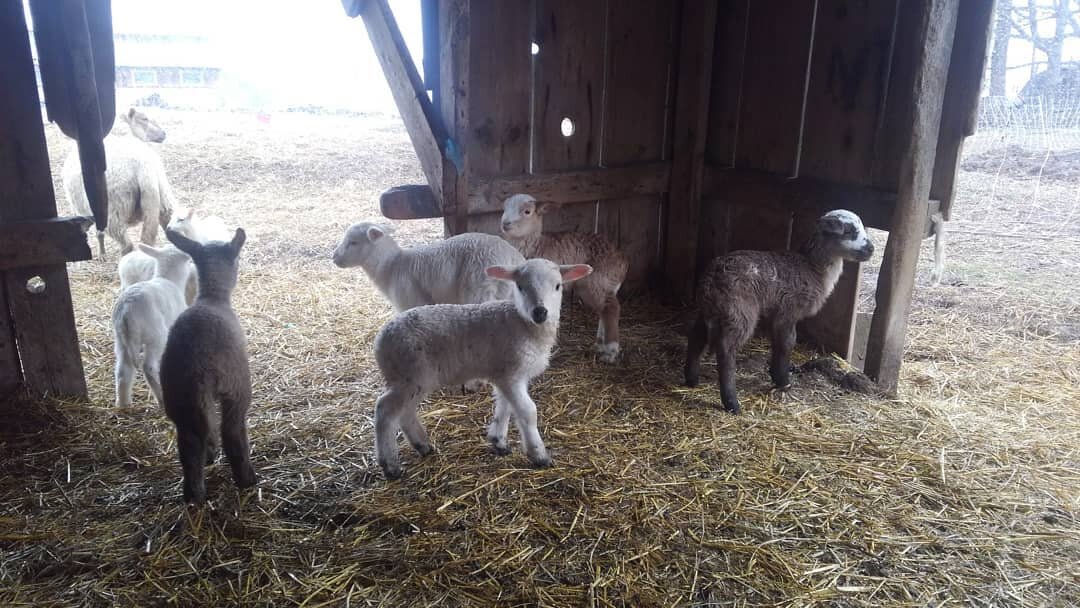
[704,0,750,167]
[467,0,532,180]
[733,0,817,176]
[799,0,897,184]
[726,205,792,253]
[866,0,959,393]
[532,0,607,172]
[599,0,676,285]
[870,2,916,191]
[663,0,718,302]
[0,0,87,397]
[438,0,469,235]
[0,279,20,397]
[930,0,993,220]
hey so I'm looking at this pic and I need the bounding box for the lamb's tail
[112,308,145,368]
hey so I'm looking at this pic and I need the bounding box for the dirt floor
[0,111,1077,607]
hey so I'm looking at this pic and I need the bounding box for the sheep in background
[500,194,629,363]
[332,222,525,311]
[168,207,234,244]
[62,108,175,260]
[373,259,593,479]
[112,244,192,408]
[160,228,255,504]
[684,210,876,414]
[118,247,198,305]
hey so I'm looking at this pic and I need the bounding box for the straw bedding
[0,112,1076,607]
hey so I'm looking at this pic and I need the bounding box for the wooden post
[865,0,959,393]
[438,0,469,236]
[663,0,718,303]
[0,0,88,398]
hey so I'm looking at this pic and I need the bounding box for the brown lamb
[500,193,629,363]
[160,227,255,504]
[684,210,875,414]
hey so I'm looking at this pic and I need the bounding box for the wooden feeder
[351,0,993,393]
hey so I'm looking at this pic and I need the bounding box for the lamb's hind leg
[595,292,621,363]
[712,318,753,415]
[374,387,415,480]
[106,219,133,256]
[172,400,212,503]
[114,346,135,408]
[769,322,797,391]
[221,390,257,490]
[684,314,709,387]
[398,404,434,458]
[141,340,166,407]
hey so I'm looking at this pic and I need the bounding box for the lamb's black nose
[532,307,548,324]
[501,222,512,232]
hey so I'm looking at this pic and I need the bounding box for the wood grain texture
[0,0,88,398]
[363,0,446,202]
[799,0,897,184]
[469,163,671,213]
[468,0,532,178]
[600,0,676,284]
[533,0,607,171]
[0,217,93,270]
[664,0,718,303]
[379,184,441,220]
[931,0,993,220]
[704,0,750,167]
[734,0,817,176]
[0,279,19,397]
[865,0,959,393]
[437,0,468,234]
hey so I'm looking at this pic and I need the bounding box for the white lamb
[62,108,175,260]
[112,244,192,408]
[332,222,526,311]
[118,246,198,305]
[373,259,593,479]
[167,207,234,244]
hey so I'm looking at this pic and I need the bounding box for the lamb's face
[500,194,543,240]
[332,222,385,268]
[124,108,166,143]
[818,210,874,262]
[167,208,197,240]
[488,259,593,326]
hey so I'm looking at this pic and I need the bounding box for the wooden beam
[0,217,93,270]
[0,0,87,398]
[469,163,672,214]
[703,167,941,236]
[437,0,469,235]
[0,278,18,397]
[930,0,993,221]
[663,0,718,303]
[865,0,959,394]
[379,185,441,220]
[360,0,447,202]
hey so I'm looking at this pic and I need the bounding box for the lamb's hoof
[460,379,485,394]
[234,467,257,489]
[684,371,700,388]
[593,342,620,364]
[527,452,553,468]
[379,460,403,480]
[489,439,512,456]
[768,385,791,402]
[724,404,742,415]
[182,484,207,505]
[204,448,219,465]
[413,442,435,457]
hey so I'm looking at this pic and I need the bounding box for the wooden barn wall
[462,0,676,288]
[698,0,917,361]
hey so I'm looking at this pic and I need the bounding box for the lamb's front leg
[487,387,513,456]
[502,381,551,468]
[374,389,407,479]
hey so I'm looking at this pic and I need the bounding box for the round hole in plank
[530,42,540,55]
[560,117,575,137]
[26,276,46,294]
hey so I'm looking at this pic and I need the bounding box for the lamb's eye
[555,284,561,291]
[524,209,532,215]
[518,284,524,292]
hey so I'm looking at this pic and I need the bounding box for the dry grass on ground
[0,111,1077,607]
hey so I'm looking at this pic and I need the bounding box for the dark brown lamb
[160,227,255,504]
[684,210,875,414]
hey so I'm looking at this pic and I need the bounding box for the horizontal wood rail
[0,217,93,271]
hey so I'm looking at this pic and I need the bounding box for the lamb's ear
[136,243,162,258]
[366,226,386,241]
[536,202,556,215]
[166,228,202,257]
[820,215,845,235]
[559,264,593,283]
[230,228,247,254]
[485,265,517,282]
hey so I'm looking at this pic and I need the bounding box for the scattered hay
[1,111,1075,607]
